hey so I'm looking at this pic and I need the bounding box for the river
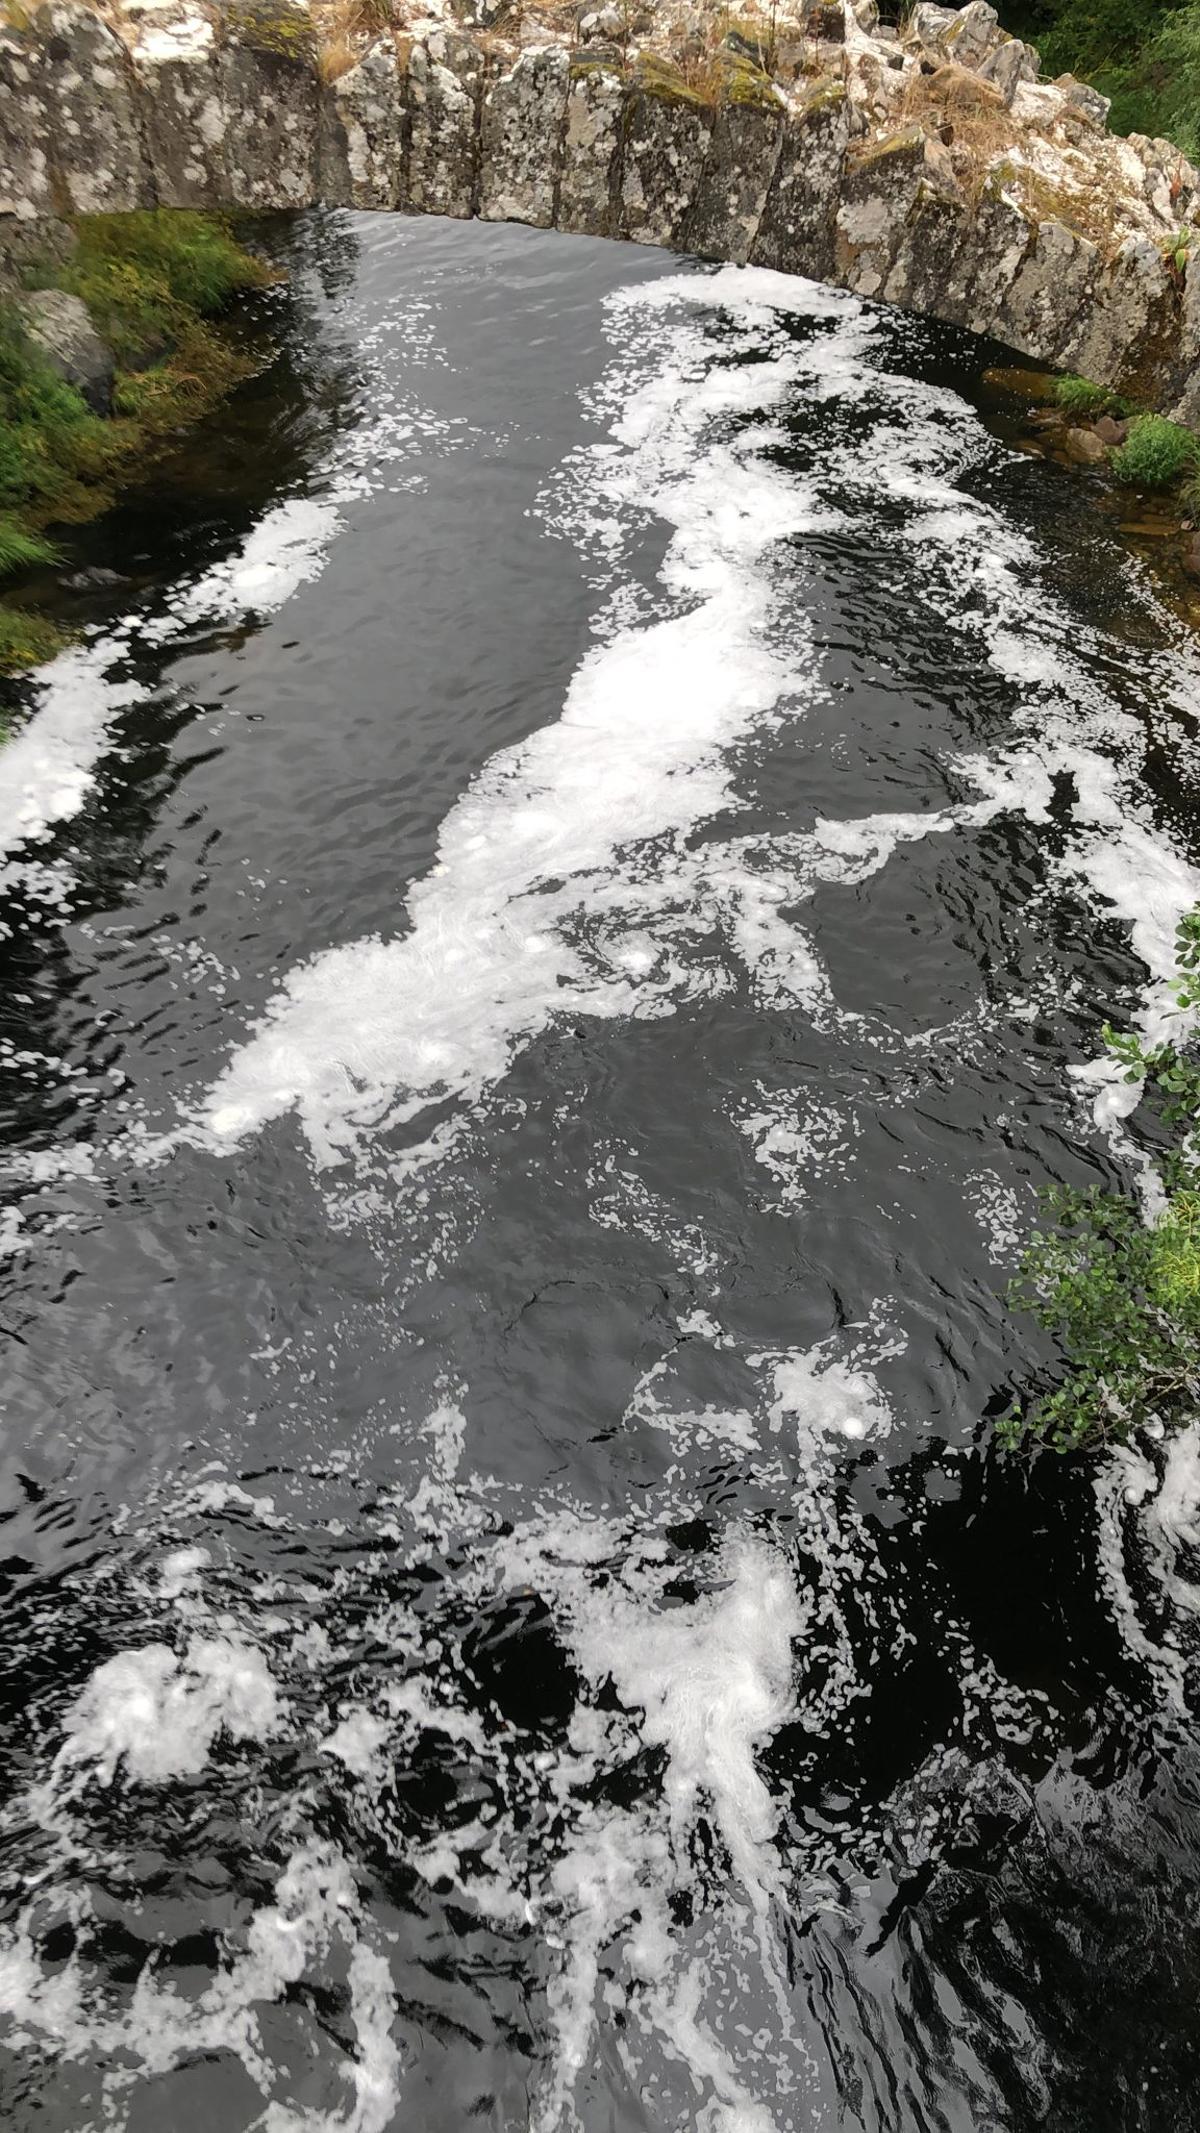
[1,210,1199,2132]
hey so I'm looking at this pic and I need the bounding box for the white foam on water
[1094,1426,1200,1712]
[0,644,144,862]
[51,1634,279,1787]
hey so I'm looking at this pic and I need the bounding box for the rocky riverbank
[3,0,1200,423]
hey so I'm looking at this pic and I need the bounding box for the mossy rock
[852,123,926,171]
[720,54,781,111]
[221,0,317,65]
[796,76,846,120]
[632,51,707,109]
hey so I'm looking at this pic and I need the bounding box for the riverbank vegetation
[1004,0,1200,157]
[1002,912,1200,1453]
[0,210,273,675]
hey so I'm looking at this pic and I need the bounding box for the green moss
[222,0,317,62]
[0,605,72,674]
[1054,372,1129,417]
[633,52,707,109]
[796,77,846,121]
[1111,411,1199,490]
[722,57,781,111]
[56,210,273,367]
[853,123,926,171]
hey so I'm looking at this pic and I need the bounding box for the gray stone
[977,35,1038,106]
[558,61,625,235]
[1055,73,1111,128]
[0,23,54,221]
[685,92,784,265]
[480,45,569,226]
[129,2,227,208]
[35,0,151,211]
[17,288,114,415]
[618,80,712,248]
[941,1,1003,70]
[0,211,74,294]
[995,217,1101,365]
[319,41,406,209]
[218,0,319,211]
[406,32,482,220]
[751,79,850,281]
[836,125,950,298]
[1066,231,1174,388]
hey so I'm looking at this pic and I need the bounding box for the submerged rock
[1064,424,1108,465]
[17,288,115,415]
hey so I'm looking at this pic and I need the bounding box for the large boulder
[685,75,785,266]
[405,31,482,220]
[558,59,624,236]
[0,22,54,221]
[218,0,319,210]
[34,0,151,211]
[479,45,569,227]
[319,40,406,209]
[129,1,228,209]
[751,78,850,281]
[17,289,114,415]
[618,67,713,248]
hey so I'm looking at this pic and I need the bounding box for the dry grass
[313,0,395,77]
[901,62,1014,160]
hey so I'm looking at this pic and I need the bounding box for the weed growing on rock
[1111,412,1199,490]
[1001,910,1200,1454]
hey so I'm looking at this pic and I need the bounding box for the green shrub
[1110,412,1199,489]
[1002,910,1200,1453]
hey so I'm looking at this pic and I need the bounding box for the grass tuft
[1111,411,1200,490]
[0,515,58,577]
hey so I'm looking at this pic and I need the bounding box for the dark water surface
[2,212,1200,2133]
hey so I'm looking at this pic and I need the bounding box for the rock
[558,60,624,235]
[977,35,1038,106]
[480,46,570,226]
[1182,533,1200,581]
[218,0,319,211]
[1066,230,1174,387]
[941,0,1003,70]
[0,22,54,220]
[35,0,151,211]
[319,40,405,209]
[1064,425,1108,465]
[0,211,75,294]
[618,71,712,248]
[685,84,784,265]
[1094,413,1127,445]
[17,289,114,415]
[996,217,1100,367]
[836,125,956,298]
[751,78,850,282]
[129,2,227,208]
[61,565,129,590]
[1055,73,1111,129]
[406,32,482,220]
[902,3,957,60]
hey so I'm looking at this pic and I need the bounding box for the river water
[2,212,1200,2132]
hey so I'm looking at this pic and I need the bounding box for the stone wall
[3,0,1200,421]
